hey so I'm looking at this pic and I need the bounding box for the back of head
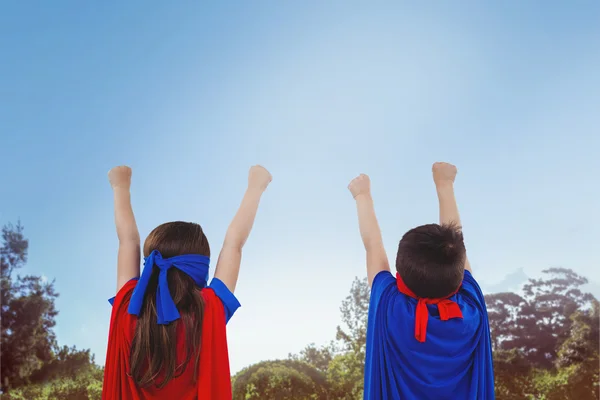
[396,223,466,299]
[130,221,210,388]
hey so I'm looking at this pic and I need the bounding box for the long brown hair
[130,221,210,388]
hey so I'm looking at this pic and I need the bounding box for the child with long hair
[102,165,272,400]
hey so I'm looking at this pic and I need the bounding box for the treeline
[1,223,598,399]
[231,273,599,399]
[233,268,600,400]
[1,223,103,399]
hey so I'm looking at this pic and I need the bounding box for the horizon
[2,1,599,375]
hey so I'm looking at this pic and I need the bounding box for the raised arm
[108,166,141,292]
[432,162,472,273]
[213,165,272,293]
[348,174,390,286]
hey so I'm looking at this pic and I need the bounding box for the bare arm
[349,174,390,286]
[214,165,271,293]
[433,163,472,273]
[109,166,141,292]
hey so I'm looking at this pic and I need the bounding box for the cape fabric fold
[102,280,232,400]
[364,270,495,400]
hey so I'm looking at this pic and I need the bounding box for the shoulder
[204,278,241,324]
[371,270,397,304]
[460,270,483,295]
[109,278,138,308]
[459,270,487,309]
[372,270,396,291]
[107,279,139,341]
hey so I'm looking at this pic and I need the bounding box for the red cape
[102,280,232,400]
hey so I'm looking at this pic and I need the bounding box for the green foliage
[284,269,599,400]
[497,330,600,400]
[323,277,369,400]
[492,349,534,399]
[1,222,59,391]
[3,366,104,400]
[232,360,329,400]
[335,277,369,357]
[487,269,599,400]
[239,278,370,399]
[555,300,599,370]
[326,352,364,400]
[534,300,600,400]
[3,221,599,399]
[1,223,101,396]
[29,346,99,384]
[289,342,336,372]
[486,268,596,369]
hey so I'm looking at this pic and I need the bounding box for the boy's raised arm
[349,174,390,286]
[432,162,472,273]
[108,166,141,292]
[213,165,272,293]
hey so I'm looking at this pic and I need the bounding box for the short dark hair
[396,223,466,298]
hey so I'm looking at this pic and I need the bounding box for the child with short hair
[349,162,494,399]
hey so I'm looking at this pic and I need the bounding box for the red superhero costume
[102,280,232,400]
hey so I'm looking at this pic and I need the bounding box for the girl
[102,165,272,400]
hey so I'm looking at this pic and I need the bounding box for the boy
[348,162,494,400]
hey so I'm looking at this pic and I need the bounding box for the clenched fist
[248,165,272,192]
[348,174,371,199]
[108,166,132,189]
[432,162,457,186]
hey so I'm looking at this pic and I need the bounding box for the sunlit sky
[2,1,599,374]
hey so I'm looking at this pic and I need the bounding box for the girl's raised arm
[108,166,141,292]
[213,165,271,293]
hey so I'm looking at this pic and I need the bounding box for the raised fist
[432,162,457,186]
[248,165,272,192]
[108,166,132,189]
[348,174,371,198]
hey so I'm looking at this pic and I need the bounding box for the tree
[231,360,330,400]
[487,268,599,399]
[555,299,599,369]
[329,277,370,399]
[532,361,598,400]
[1,223,60,392]
[536,299,600,400]
[523,267,595,367]
[289,342,335,373]
[492,349,534,400]
[29,346,99,384]
[326,352,364,400]
[485,268,596,369]
[485,292,529,352]
[335,277,370,356]
[0,222,99,394]
[3,365,104,400]
[288,277,370,399]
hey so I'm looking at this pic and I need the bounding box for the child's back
[102,165,272,400]
[364,269,493,399]
[347,163,495,400]
[105,279,235,400]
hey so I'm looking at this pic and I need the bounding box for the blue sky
[1,1,599,374]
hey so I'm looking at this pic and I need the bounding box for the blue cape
[364,270,495,400]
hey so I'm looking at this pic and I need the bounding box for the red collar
[396,273,463,343]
